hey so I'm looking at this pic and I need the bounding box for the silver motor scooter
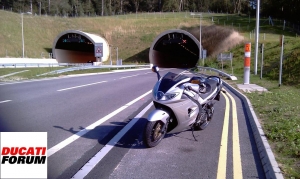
[144,66,223,148]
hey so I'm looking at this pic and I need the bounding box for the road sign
[95,43,103,57]
[202,49,207,59]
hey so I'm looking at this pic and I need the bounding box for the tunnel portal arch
[52,30,109,63]
[149,29,201,68]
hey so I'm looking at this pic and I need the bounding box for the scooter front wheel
[144,120,167,148]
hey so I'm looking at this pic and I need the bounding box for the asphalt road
[0,68,266,179]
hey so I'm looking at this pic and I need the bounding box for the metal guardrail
[0,63,61,68]
[197,66,237,80]
[37,64,150,76]
[0,63,149,68]
[0,62,149,76]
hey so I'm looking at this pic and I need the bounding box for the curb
[223,81,284,179]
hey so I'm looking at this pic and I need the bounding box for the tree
[2,0,299,22]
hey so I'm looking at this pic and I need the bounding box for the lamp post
[116,47,118,62]
[109,45,119,65]
[254,0,260,75]
[199,14,202,66]
[21,13,24,58]
[193,13,202,66]
[109,45,112,65]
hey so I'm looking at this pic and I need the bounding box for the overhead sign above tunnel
[52,30,109,63]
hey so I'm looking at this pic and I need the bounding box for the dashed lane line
[0,100,11,104]
[57,81,107,91]
[119,74,140,79]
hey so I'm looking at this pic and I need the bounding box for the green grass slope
[0,10,212,62]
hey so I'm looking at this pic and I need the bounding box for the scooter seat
[199,79,218,100]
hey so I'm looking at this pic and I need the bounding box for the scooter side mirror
[152,66,159,73]
[151,66,161,81]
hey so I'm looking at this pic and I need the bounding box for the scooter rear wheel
[144,121,167,148]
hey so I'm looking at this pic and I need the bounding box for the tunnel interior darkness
[56,33,94,52]
[55,33,96,63]
[151,32,199,68]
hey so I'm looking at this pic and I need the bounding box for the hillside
[1,10,300,86]
[0,10,209,63]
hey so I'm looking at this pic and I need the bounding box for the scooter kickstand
[191,126,198,141]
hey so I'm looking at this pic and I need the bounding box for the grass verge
[226,74,300,178]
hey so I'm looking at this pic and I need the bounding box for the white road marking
[0,100,11,104]
[0,78,58,86]
[0,70,29,78]
[0,68,150,86]
[57,81,107,91]
[47,90,152,157]
[120,74,139,79]
[72,102,153,179]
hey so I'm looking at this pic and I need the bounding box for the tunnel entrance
[149,30,200,68]
[52,30,109,63]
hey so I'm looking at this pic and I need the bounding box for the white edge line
[57,81,107,91]
[71,102,153,179]
[0,70,29,78]
[0,100,12,104]
[47,90,152,157]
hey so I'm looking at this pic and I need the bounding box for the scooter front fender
[147,109,169,124]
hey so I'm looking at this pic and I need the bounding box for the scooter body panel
[147,109,169,124]
[165,98,200,133]
[147,69,223,138]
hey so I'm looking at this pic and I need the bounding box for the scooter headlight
[156,91,179,101]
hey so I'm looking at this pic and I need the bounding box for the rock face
[185,25,245,57]
[149,25,245,68]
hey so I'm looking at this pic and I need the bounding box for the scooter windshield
[157,72,189,93]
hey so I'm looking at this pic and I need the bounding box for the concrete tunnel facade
[52,30,109,63]
[52,29,201,68]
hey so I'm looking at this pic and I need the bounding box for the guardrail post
[220,53,224,71]
[279,35,284,87]
[231,53,233,75]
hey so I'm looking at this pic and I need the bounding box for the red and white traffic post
[244,43,251,84]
